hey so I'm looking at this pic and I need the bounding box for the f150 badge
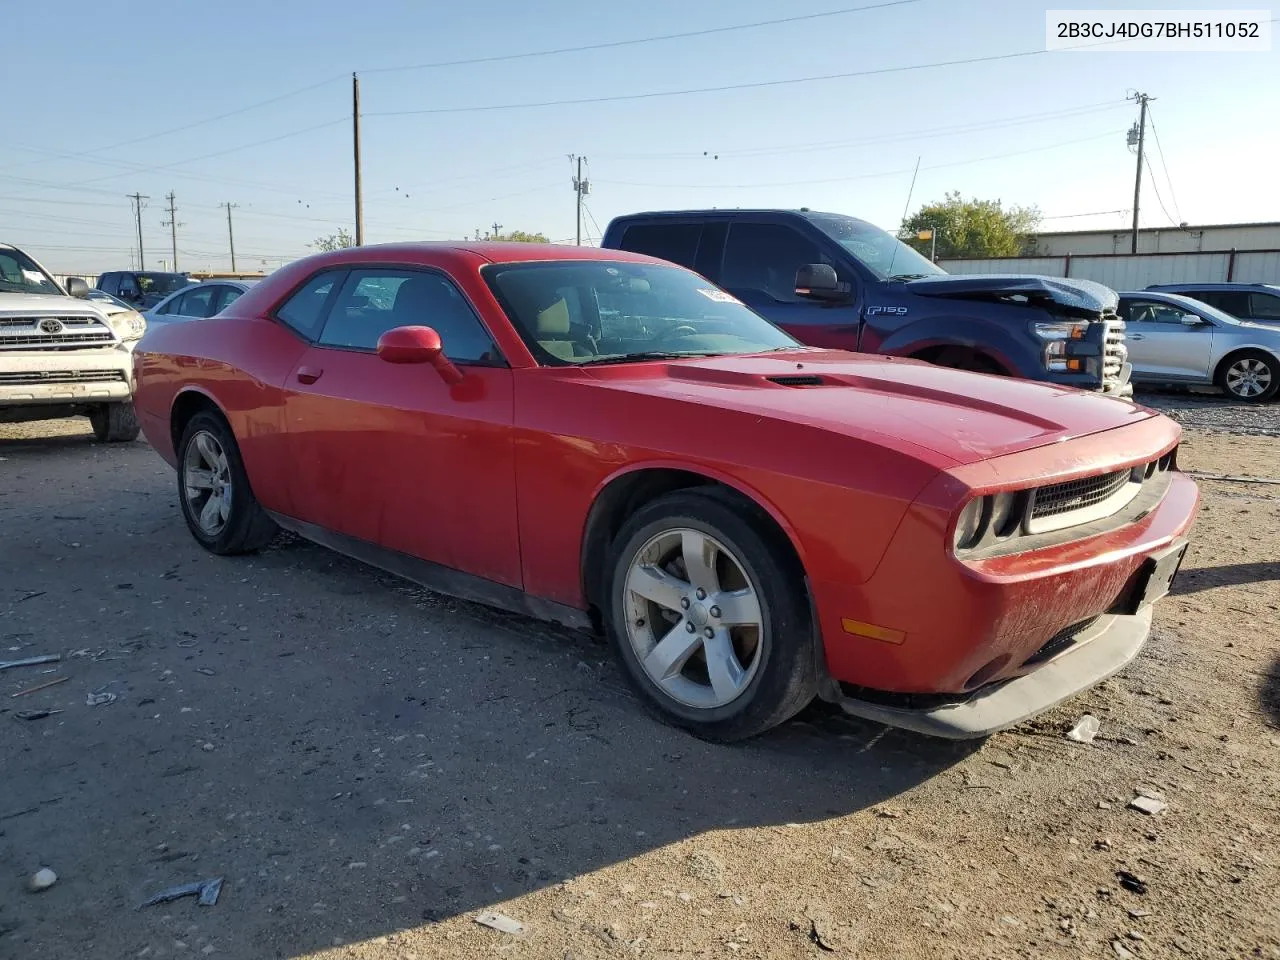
[866,305,908,316]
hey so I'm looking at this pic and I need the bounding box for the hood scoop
[766,374,827,387]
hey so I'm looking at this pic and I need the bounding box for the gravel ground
[1,402,1278,960]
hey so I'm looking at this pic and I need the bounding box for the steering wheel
[664,324,700,338]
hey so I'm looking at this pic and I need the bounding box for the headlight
[1034,321,1089,372]
[1032,321,1088,341]
[953,498,986,550]
[107,310,147,341]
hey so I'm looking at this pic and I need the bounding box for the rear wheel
[605,490,818,742]
[177,411,277,555]
[1216,350,1278,402]
[89,402,140,442]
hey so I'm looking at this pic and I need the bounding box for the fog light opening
[964,654,1012,691]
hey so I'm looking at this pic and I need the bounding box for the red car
[133,242,1199,741]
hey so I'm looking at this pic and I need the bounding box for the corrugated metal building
[1027,221,1280,256]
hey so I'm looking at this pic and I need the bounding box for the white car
[143,279,258,328]
[1,243,147,441]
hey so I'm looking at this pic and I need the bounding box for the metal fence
[938,249,1280,289]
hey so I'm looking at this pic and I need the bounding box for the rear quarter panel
[132,317,308,514]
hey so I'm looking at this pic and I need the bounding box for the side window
[215,286,245,312]
[177,286,218,319]
[1124,300,1187,325]
[317,268,499,364]
[99,274,118,294]
[1249,292,1280,320]
[1196,291,1248,316]
[721,222,826,303]
[275,271,342,340]
[618,223,703,269]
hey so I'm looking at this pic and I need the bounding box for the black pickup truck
[601,209,1132,397]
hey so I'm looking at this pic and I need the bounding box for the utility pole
[1127,92,1152,255]
[491,222,503,240]
[160,192,181,272]
[352,72,364,247]
[570,155,589,246]
[128,193,149,270]
[220,202,239,271]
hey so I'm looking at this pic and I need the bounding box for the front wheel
[605,489,818,742]
[89,402,140,442]
[1217,350,1279,402]
[177,411,277,555]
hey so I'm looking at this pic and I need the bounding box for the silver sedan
[1119,291,1280,402]
[142,279,258,329]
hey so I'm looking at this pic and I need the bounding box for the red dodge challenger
[132,242,1199,741]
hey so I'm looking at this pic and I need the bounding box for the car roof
[295,241,666,266]
[1148,282,1278,290]
[606,208,836,221]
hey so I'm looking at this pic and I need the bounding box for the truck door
[716,221,863,351]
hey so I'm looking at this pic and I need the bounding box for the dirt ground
[1,394,1278,960]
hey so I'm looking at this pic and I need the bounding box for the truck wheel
[930,347,1004,374]
[89,402,140,442]
[1216,350,1278,403]
[605,489,818,742]
[177,411,277,555]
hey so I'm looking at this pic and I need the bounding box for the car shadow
[1,526,975,959]
[1261,657,1280,731]
[1171,561,1280,595]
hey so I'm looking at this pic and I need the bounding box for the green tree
[490,230,549,243]
[901,192,1040,259]
[310,228,355,252]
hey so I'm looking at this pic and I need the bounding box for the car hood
[0,291,114,319]
[585,350,1154,467]
[903,274,1118,316]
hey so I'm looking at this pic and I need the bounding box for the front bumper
[835,607,1153,738]
[0,348,133,405]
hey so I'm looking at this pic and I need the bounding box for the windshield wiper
[577,351,717,366]
[887,273,931,281]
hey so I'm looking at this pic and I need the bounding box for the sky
[3,0,1278,274]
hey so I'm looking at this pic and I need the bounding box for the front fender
[877,314,1036,375]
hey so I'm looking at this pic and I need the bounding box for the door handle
[296,366,323,384]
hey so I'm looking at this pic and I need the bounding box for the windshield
[0,248,63,295]
[803,212,946,281]
[137,272,192,296]
[483,260,800,366]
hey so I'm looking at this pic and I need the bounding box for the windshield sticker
[697,288,740,304]
[22,270,47,284]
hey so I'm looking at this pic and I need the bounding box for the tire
[605,489,818,742]
[176,411,277,555]
[930,347,1003,375]
[1216,350,1279,403]
[89,402,140,442]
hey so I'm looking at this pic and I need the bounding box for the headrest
[536,298,571,335]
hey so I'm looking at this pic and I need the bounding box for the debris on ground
[0,654,61,672]
[1128,795,1168,816]
[85,688,117,707]
[1117,871,1149,895]
[26,868,57,893]
[473,911,526,936]
[138,877,224,908]
[10,676,68,698]
[1112,939,1137,959]
[14,709,63,721]
[1066,714,1100,743]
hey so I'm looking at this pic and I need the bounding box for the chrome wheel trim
[622,527,764,710]
[182,430,232,537]
[1225,358,1272,398]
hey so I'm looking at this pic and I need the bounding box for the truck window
[721,222,823,303]
[618,223,702,269]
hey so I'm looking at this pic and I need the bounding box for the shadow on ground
[0,438,973,959]
[1261,657,1280,731]
[1171,561,1280,595]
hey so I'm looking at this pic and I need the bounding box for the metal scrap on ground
[0,654,61,672]
[138,877,224,908]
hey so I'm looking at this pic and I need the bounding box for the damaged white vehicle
[1,243,146,441]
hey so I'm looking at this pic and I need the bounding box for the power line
[1142,153,1179,226]
[361,0,921,73]
[1144,104,1182,224]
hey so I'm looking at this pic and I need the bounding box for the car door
[715,220,862,349]
[1120,298,1213,380]
[281,265,521,586]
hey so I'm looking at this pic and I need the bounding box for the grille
[1032,469,1133,520]
[0,369,125,386]
[767,375,825,386]
[1023,616,1102,667]
[0,316,116,351]
[1102,315,1128,382]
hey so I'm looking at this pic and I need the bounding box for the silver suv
[1,243,147,441]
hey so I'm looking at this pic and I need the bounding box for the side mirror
[1180,314,1203,326]
[376,325,464,385]
[65,277,90,298]
[795,263,850,302]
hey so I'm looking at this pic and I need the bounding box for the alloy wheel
[622,527,764,710]
[1225,357,1273,398]
[182,430,233,537]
